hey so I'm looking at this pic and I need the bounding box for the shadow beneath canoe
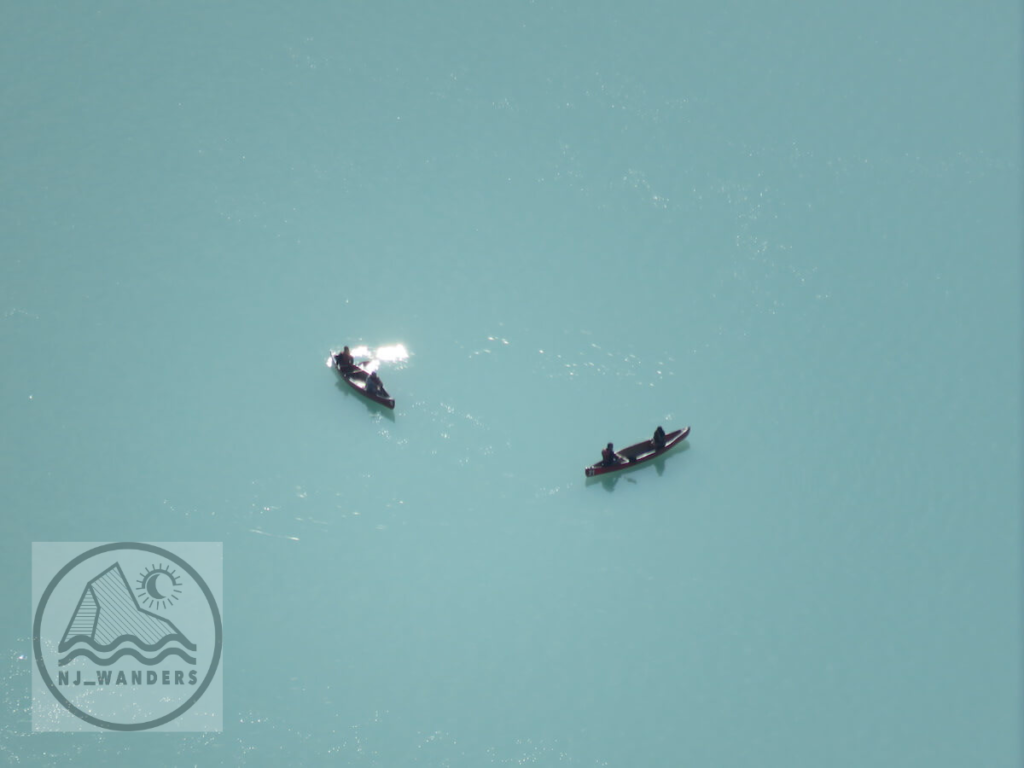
[585,441,690,492]
[334,379,396,422]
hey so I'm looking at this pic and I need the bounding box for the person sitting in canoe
[601,442,621,467]
[365,370,384,396]
[334,346,354,369]
[653,426,666,450]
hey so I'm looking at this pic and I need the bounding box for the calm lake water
[2,3,1021,766]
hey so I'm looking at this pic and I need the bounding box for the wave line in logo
[58,646,197,667]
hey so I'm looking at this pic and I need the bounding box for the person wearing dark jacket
[334,346,354,369]
[601,442,619,466]
[365,370,384,397]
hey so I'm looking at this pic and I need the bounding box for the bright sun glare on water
[349,343,409,363]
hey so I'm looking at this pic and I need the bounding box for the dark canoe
[584,426,690,477]
[333,359,395,409]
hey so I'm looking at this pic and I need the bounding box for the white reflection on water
[349,343,409,363]
[374,344,409,363]
[327,344,410,373]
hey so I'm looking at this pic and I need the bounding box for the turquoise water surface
[2,3,1021,766]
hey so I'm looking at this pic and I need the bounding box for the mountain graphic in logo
[57,562,197,667]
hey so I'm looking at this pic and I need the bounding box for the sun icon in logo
[135,563,183,610]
